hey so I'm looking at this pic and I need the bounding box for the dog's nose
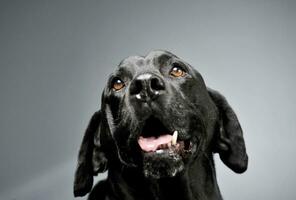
[130,73,165,101]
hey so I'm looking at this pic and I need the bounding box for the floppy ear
[73,111,108,197]
[208,88,248,173]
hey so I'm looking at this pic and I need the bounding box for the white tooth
[172,131,178,145]
[156,149,164,154]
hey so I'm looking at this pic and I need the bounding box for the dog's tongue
[138,135,172,152]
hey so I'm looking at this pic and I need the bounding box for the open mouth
[137,116,192,155]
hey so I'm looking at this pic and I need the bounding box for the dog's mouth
[137,116,193,155]
[135,116,195,178]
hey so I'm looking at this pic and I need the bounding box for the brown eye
[112,78,125,91]
[170,66,186,77]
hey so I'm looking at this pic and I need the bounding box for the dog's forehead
[145,50,178,64]
[118,50,177,70]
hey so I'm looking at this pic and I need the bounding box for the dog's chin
[139,140,197,179]
[142,149,184,179]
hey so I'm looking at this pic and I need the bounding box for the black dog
[74,50,248,200]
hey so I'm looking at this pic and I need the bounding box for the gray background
[0,0,295,199]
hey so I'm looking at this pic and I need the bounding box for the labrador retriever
[73,50,248,200]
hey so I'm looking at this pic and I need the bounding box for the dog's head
[73,50,248,197]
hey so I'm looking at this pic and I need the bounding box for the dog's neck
[106,154,223,200]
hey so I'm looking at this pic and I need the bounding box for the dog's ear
[73,111,108,197]
[208,88,248,173]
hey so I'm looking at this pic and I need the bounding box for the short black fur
[73,50,248,200]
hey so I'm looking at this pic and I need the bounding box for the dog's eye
[112,78,125,91]
[170,65,186,77]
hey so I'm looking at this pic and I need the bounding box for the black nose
[130,73,165,101]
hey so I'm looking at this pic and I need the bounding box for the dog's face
[101,50,213,178]
[74,50,248,197]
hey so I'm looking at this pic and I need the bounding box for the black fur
[74,50,248,200]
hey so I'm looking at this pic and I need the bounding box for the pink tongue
[138,135,172,152]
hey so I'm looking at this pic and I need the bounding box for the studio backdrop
[0,0,295,200]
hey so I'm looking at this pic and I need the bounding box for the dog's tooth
[172,131,178,145]
[156,149,164,154]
